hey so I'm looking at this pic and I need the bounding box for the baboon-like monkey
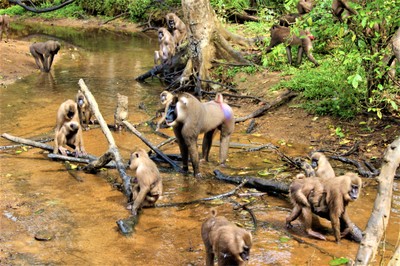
[297,0,313,14]
[286,172,362,242]
[265,25,319,67]
[154,27,176,65]
[289,174,324,208]
[128,148,163,216]
[29,40,61,72]
[311,152,335,178]
[165,13,187,47]
[55,99,79,133]
[156,90,174,131]
[75,90,93,130]
[114,93,128,130]
[53,121,85,156]
[0,14,10,42]
[201,209,252,266]
[332,0,358,23]
[165,93,235,178]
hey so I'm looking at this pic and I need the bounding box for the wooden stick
[355,137,400,265]
[123,121,182,172]
[78,78,132,200]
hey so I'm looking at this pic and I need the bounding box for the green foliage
[0,5,25,16]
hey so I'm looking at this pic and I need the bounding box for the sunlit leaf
[257,170,271,176]
[238,171,249,175]
[329,257,349,265]
[359,121,367,125]
[390,101,398,110]
[15,150,22,154]
[22,146,28,151]
[339,139,350,145]
[312,117,319,121]
[34,209,45,215]
[252,133,262,137]
[279,237,290,243]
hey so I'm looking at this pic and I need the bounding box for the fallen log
[235,90,298,123]
[78,78,132,200]
[355,137,400,265]
[123,121,182,172]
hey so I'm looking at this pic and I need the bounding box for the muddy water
[1,23,399,265]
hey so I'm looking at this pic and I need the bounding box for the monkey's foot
[59,147,68,156]
[285,222,293,229]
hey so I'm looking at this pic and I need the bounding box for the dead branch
[235,90,298,123]
[9,0,75,13]
[155,179,247,208]
[330,155,377,178]
[388,244,400,266]
[101,12,129,25]
[355,137,400,265]
[0,136,53,150]
[78,78,132,200]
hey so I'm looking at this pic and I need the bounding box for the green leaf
[279,237,290,243]
[329,257,350,266]
[390,101,398,110]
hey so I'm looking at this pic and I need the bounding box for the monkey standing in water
[165,93,235,178]
[201,209,252,266]
[114,93,128,130]
[75,90,94,130]
[265,25,319,67]
[156,90,174,131]
[128,148,163,216]
[29,40,61,72]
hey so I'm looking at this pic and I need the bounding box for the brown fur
[0,14,10,42]
[279,13,301,27]
[154,27,176,65]
[114,93,128,130]
[332,0,358,23]
[75,90,93,130]
[53,121,85,156]
[156,90,174,131]
[55,99,79,133]
[392,27,400,63]
[289,174,324,208]
[29,40,61,72]
[297,0,313,14]
[201,209,252,266]
[165,13,187,47]
[165,93,235,178]
[265,25,319,67]
[286,172,361,242]
[311,152,335,178]
[128,148,162,216]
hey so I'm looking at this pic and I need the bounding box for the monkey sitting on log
[29,40,61,72]
[286,172,362,243]
[165,13,187,47]
[54,99,86,156]
[114,93,128,130]
[265,25,319,67]
[165,93,235,178]
[75,90,94,130]
[128,148,163,216]
[156,90,174,131]
[310,152,335,178]
[0,14,10,42]
[201,209,252,266]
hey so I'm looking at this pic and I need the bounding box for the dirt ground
[1,16,399,163]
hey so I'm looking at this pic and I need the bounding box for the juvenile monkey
[286,172,362,242]
[201,209,252,266]
[297,0,313,14]
[75,90,93,130]
[29,40,61,72]
[311,152,335,179]
[53,121,86,156]
[55,99,79,133]
[165,93,235,178]
[128,148,163,216]
[289,173,324,208]
[114,93,128,130]
[165,13,187,47]
[154,27,176,65]
[265,25,319,67]
[156,90,174,131]
[279,13,301,27]
[0,14,10,42]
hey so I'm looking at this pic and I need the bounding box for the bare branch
[9,0,76,13]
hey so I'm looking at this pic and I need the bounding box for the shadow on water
[0,23,399,265]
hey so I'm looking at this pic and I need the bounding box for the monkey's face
[167,19,175,30]
[77,96,85,107]
[348,175,361,201]
[311,157,318,169]
[165,96,183,127]
[158,30,164,42]
[239,233,252,261]
[66,105,76,119]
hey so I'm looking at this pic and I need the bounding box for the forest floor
[1,16,399,167]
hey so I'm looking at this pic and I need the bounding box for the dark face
[349,183,359,200]
[77,96,85,107]
[165,102,177,124]
[167,19,175,30]
[67,108,75,119]
[158,31,164,42]
[311,158,318,169]
[240,246,250,261]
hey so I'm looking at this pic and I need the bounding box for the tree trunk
[181,0,254,93]
[354,137,400,265]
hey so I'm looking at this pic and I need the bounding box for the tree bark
[355,137,400,265]
[78,79,132,200]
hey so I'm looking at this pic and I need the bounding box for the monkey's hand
[59,146,68,156]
